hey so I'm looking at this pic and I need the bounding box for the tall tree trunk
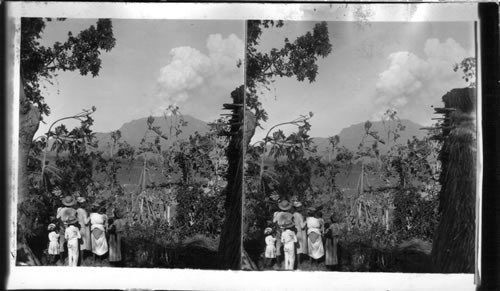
[18,76,41,203]
[218,86,256,269]
[431,87,476,273]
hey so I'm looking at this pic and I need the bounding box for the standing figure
[76,197,91,262]
[47,223,60,265]
[325,214,343,270]
[281,222,298,270]
[273,199,294,266]
[306,209,325,264]
[56,195,78,263]
[108,209,126,266]
[64,218,81,266]
[263,227,277,268]
[292,201,307,267]
[90,205,109,261]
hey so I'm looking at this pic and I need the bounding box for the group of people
[263,199,344,271]
[46,193,126,266]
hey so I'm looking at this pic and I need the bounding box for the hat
[52,187,62,197]
[282,221,295,229]
[293,201,302,208]
[264,227,273,235]
[278,200,292,211]
[269,191,280,201]
[76,197,86,204]
[61,195,76,207]
[91,201,102,210]
[65,216,78,225]
[47,223,56,231]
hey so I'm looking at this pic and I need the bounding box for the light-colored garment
[90,213,108,256]
[293,212,307,255]
[56,207,77,252]
[65,225,81,266]
[306,217,324,259]
[281,229,297,270]
[109,218,126,262]
[273,211,294,229]
[325,223,342,266]
[57,207,77,225]
[67,239,79,266]
[65,225,81,241]
[273,211,293,256]
[306,216,323,229]
[76,208,91,251]
[264,235,277,258]
[48,231,60,255]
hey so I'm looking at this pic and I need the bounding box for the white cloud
[207,33,244,73]
[154,33,244,117]
[157,46,211,96]
[373,38,470,125]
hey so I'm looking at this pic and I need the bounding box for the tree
[19,18,116,202]
[431,87,476,273]
[237,21,332,269]
[245,20,332,126]
[453,57,476,88]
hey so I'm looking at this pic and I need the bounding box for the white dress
[90,213,108,256]
[306,217,325,259]
[48,231,60,255]
[264,235,277,258]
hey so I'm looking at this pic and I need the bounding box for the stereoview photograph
[242,18,477,273]
[16,18,244,270]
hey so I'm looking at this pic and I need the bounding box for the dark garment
[325,223,342,266]
[109,218,126,262]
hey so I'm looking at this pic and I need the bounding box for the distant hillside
[95,115,210,151]
[312,119,426,157]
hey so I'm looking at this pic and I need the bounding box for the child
[281,223,298,270]
[264,227,276,268]
[47,223,60,265]
[65,219,81,267]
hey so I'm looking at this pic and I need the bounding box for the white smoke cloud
[373,38,470,124]
[154,33,244,116]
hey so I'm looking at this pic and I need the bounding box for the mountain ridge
[312,119,426,156]
[94,114,210,150]
[92,116,425,155]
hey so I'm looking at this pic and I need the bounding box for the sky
[32,7,475,142]
[251,21,475,141]
[35,19,245,137]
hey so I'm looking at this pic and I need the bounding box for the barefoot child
[47,223,60,265]
[264,227,276,268]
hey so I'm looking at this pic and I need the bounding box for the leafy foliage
[21,114,104,241]
[118,110,228,244]
[453,57,476,88]
[175,183,225,239]
[392,187,439,242]
[21,18,116,117]
[246,21,332,126]
[19,18,116,244]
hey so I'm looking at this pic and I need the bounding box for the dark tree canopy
[21,18,116,117]
[246,20,332,126]
[240,21,333,269]
[18,18,116,203]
